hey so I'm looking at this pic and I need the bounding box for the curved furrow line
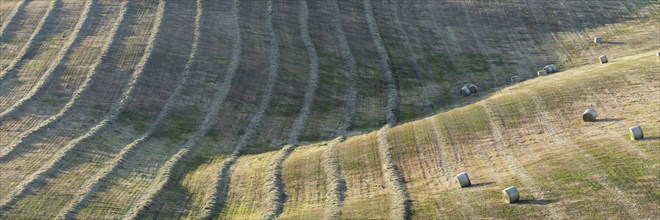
[255,1,285,219]
[201,0,282,218]
[320,145,347,220]
[478,101,566,219]
[0,0,165,212]
[388,0,433,109]
[362,0,398,125]
[365,0,408,215]
[320,136,345,220]
[53,0,188,215]
[0,0,27,38]
[112,1,226,219]
[0,0,94,121]
[330,0,357,133]
[522,90,645,219]
[0,1,128,159]
[262,143,295,220]
[261,0,320,218]
[192,0,241,215]
[376,125,411,220]
[0,0,57,81]
[318,1,356,218]
[123,148,189,220]
[199,156,235,220]
[189,0,240,218]
[56,0,200,218]
[286,0,319,146]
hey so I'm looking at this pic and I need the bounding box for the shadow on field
[595,118,625,122]
[640,137,660,141]
[515,199,558,205]
[470,181,495,188]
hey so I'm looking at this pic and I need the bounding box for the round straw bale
[543,65,552,73]
[543,64,557,73]
[502,186,520,204]
[460,85,471,96]
[456,172,471,188]
[656,52,659,63]
[594,37,602,44]
[468,84,478,94]
[537,70,547,76]
[629,126,643,140]
[582,108,597,122]
[599,55,608,64]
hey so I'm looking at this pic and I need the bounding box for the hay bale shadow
[469,181,495,188]
[515,199,558,205]
[640,137,660,141]
[595,118,625,122]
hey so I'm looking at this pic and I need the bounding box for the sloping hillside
[0,0,657,219]
[191,52,659,219]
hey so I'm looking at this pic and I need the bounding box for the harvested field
[0,0,658,219]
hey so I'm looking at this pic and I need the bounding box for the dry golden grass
[279,143,327,219]
[219,152,275,219]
